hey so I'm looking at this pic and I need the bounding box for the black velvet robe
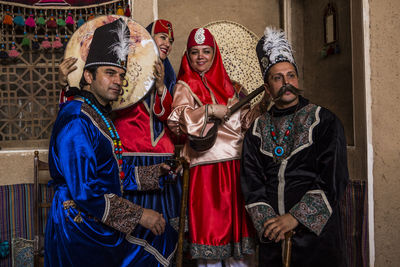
[241,96,349,267]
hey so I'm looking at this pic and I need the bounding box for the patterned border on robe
[245,202,277,240]
[289,189,332,235]
[125,235,178,267]
[190,237,255,260]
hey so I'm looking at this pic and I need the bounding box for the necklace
[81,97,125,182]
[269,104,299,159]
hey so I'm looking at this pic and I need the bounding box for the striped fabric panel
[0,184,54,267]
[339,180,369,267]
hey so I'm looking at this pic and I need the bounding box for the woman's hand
[154,60,165,96]
[208,104,228,120]
[58,57,78,87]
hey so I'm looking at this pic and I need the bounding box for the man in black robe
[240,27,349,267]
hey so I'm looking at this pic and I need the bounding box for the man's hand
[154,60,165,96]
[263,213,299,242]
[139,208,166,235]
[59,57,78,87]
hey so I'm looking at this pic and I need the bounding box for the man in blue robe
[45,18,176,267]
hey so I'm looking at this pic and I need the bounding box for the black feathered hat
[256,27,297,82]
[84,18,131,70]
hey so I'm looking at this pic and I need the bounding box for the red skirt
[188,159,255,260]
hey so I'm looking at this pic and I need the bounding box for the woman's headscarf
[177,28,234,105]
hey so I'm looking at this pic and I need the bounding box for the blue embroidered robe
[45,99,176,267]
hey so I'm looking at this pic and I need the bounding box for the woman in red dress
[168,28,255,267]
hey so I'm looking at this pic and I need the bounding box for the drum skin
[64,15,158,110]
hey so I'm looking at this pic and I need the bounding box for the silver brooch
[194,28,205,44]
[261,56,269,69]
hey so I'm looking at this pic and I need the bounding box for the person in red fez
[168,28,256,267]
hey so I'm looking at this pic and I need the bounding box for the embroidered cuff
[135,164,163,191]
[102,193,143,235]
[245,202,277,240]
[289,190,332,236]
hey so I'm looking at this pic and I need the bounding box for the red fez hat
[153,19,174,40]
[187,28,215,51]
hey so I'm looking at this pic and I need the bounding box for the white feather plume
[110,19,132,63]
[263,27,294,65]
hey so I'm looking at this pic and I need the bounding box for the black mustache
[273,84,303,101]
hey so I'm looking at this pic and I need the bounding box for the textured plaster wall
[158,0,280,72]
[302,0,354,145]
[370,0,400,265]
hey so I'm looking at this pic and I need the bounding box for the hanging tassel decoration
[41,34,51,49]
[0,44,9,59]
[63,34,69,50]
[52,34,63,49]
[36,11,46,26]
[124,5,131,17]
[13,10,25,27]
[57,12,66,27]
[32,35,40,50]
[47,14,57,28]
[77,13,85,28]
[3,10,13,25]
[8,42,20,58]
[116,5,124,15]
[25,13,36,28]
[88,10,95,21]
[65,12,74,25]
[21,32,31,49]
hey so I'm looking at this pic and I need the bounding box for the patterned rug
[0,184,53,267]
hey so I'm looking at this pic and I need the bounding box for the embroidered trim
[169,216,187,233]
[126,235,177,267]
[149,90,166,147]
[153,86,167,117]
[102,193,143,235]
[81,105,122,191]
[278,159,288,215]
[289,190,332,236]
[200,104,209,136]
[245,202,277,239]
[177,80,204,106]
[191,237,255,260]
[63,200,98,223]
[136,164,162,191]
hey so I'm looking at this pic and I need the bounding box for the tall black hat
[84,18,131,70]
[256,27,297,82]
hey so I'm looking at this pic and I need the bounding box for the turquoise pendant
[274,146,284,157]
